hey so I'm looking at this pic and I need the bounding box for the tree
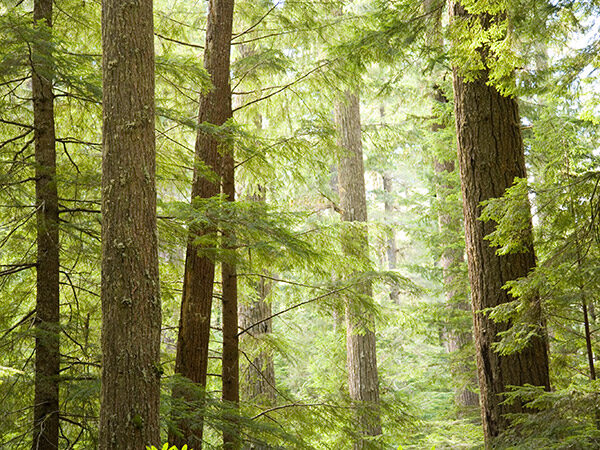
[32,0,60,447]
[221,82,239,450]
[170,0,235,447]
[99,0,161,446]
[335,90,382,448]
[451,1,551,444]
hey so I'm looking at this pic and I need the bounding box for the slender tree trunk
[381,174,400,303]
[451,3,550,445]
[239,264,275,406]
[99,0,161,447]
[436,160,479,409]
[171,0,235,447]
[32,0,60,447]
[233,44,276,415]
[221,139,239,449]
[239,188,276,419]
[335,91,382,448]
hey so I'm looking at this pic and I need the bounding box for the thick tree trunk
[32,0,60,447]
[335,91,382,448]
[451,3,550,445]
[171,0,235,447]
[99,0,161,447]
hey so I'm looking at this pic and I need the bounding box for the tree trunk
[221,138,239,449]
[335,91,382,448]
[451,3,551,445]
[99,0,161,447]
[434,159,479,408]
[239,189,276,419]
[171,0,235,447]
[32,0,60,447]
[239,270,276,406]
[382,174,399,303]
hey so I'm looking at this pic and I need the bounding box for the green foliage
[3,0,600,447]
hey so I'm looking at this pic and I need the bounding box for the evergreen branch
[60,141,81,173]
[0,207,38,250]
[0,309,35,340]
[232,2,281,40]
[239,348,294,403]
[251,403,345,420]
[0,129,32,150]
[155,32,204,49]
[58,208,101,214]
[237,273,327,290]
[0,77,29,88]
[237,285,351,337]
[12,137,34,161]
[233,60,330,112]
[56,137,101,147]
[0,264,35,278]
[0,118,33,129]
[232,17,355,46]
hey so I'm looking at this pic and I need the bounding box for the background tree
[335,89,382,447]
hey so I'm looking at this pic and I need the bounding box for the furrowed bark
[32,0,60,447]
[451,2,550,445]
[99,0,161,447]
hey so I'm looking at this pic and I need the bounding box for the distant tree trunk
[32,0,60,447]
[451,2,551,445]
[430,88,478,409]
[170,0,235,447]
[381,174,399,303]
[99,0,161,446]
[335,91,382,448]
[239,187,276,413]
[239,268,275,406]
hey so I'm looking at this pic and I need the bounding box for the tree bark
[170,0,235,447]
[451,2,551,445]
[335,91,382,448]
[381,174,400,303]
[221,136,239,449]
[32,0,60,447]
[99,0,161,447]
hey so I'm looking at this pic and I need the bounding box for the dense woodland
[1,0,600,448]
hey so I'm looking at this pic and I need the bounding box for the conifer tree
[450,1,551,444]
[99,0,161,446]
[32,0,60,447]
[171,0,235,446]
[221,84,239,450]
[335,90,382,448]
